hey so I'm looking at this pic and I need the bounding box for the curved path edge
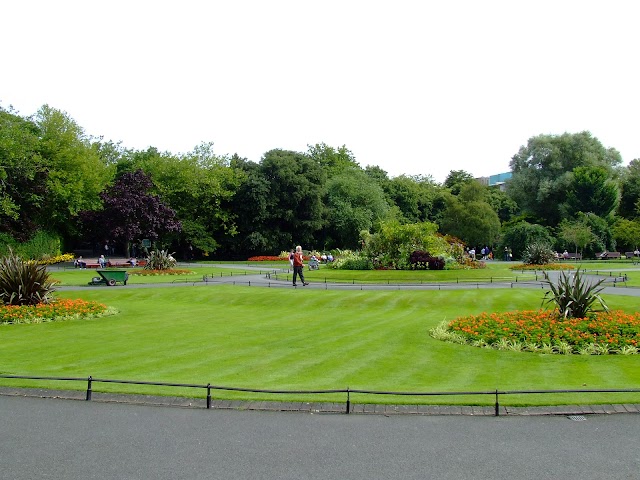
[1,386,639,417]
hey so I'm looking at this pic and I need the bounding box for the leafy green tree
[225,156,271,256]
[618,159,640,219]
[0,107,47,240]
[35,105,113,240]
[229,150,325,254]
[499,221,554,260]
[439,182,500,248]
[126,143,241,257]
[80,169,181,256]
[576,212,614,257]
[507,131,622,226]
[611,218,640,252]
[383,175,439,223]
[364,165,390,185]
[558,219,595,256]
[307,143,360,177]
[263,149,325,249]
[323,170,389,249]
[486,188,519,223]
[563,166,619,218]
[443,170,474,195]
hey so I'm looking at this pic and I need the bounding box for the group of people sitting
[74,254,138,268]
[319,253,334,263]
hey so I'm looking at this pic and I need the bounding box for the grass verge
[1,285,639,406]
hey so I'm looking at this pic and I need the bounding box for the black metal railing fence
[1,374,639,416]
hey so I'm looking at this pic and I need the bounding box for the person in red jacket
[292,245,309,287]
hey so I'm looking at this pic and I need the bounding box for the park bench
[596,252,621,260]
[107,260,148,268]
[626,252,640,264]
[560,253,582,260]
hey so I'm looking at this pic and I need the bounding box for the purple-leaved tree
[81,169,181,257]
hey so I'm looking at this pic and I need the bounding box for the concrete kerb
[1,386,639,417]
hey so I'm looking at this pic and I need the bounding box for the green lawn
[2,283,640,406]
[49,266,279,286]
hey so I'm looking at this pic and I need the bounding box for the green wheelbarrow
[89,269,129,286]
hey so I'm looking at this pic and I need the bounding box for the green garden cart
[88,269,129,286]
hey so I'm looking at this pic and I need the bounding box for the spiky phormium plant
[522,242,556,265]
[0,249,57,306]
[144,249,177,270]
[542,269,608,319]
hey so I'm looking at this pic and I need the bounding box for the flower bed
[247,256,287,262]
[509,263,574,271]
[35,253,76,265]
[130,269,195,276]
[432,309,640,354]
[0,298,113,325]
[248,255,311,262]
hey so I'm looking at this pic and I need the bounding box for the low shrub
[409,250,446,270]
[329,251,373,270]
[447,257,487,270]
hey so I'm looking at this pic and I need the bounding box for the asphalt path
[56,263,640,297]
[2,395,639,480]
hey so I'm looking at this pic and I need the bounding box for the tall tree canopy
[81,169,181,255]
[0,107,46,240]
[234,149,325,253]
[507,131,622,226]
[124,143,241,256]
[443,170,475,195]
[307,143,359,177]
[323,169,389,249]
[439,181,500,247]
[383,175,439,224]
[563,165,619,218]
[35,105,113,239]
[619,159,640,219]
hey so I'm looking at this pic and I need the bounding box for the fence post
[86,376,92,401]
[345,388,351,414]
[494,389,499,416]
[206,384,212,409]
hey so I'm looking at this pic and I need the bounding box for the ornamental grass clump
[144,249,177,270]
[543,269,608,319]
[0,249,57,306]
[522,242,556,265]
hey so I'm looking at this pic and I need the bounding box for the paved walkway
[4,395,640,480]
[2,385,639,418]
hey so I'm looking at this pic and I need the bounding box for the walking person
[292,245,309,287]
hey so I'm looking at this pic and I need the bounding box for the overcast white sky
[2,1,639,182]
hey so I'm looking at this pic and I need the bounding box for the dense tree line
[2,104,640,260]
